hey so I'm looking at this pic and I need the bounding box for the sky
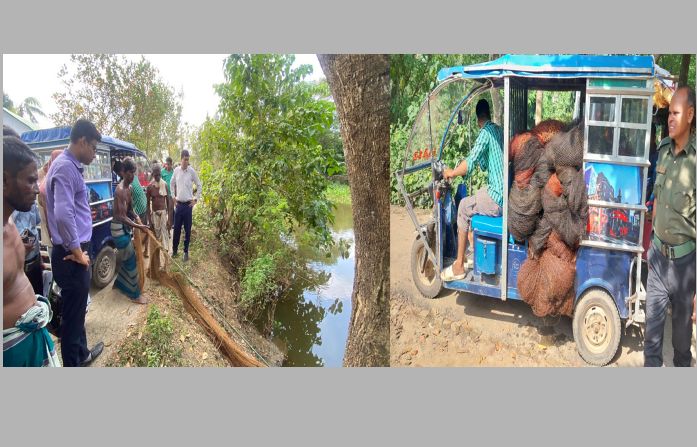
[2,54,324,130]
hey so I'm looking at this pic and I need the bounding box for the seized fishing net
[546,122,584,169]
[528,214,553,257]
[518,248,575,317]
[545,173,563,198]
[556,166,586,215]
[531,119,566,146]
[514,167,535,188]
[508,183,542,241]
[547,231,575,263]
[530,150,553,189]
[145,230,265,367]
[514,137,544,173]
[510,132,534,160]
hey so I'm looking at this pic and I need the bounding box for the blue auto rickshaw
[21,126,150,289]
[396,55,670,365]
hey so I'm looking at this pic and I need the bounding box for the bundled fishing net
[556,166,585,215]
[547,231,575,263]
[530,150,553,189]
[531,119,566,145]
[545,173,563,198]
[528,214,553,257]
[510,132,534,160]
[514,168,535,188]
[508,183,542,241]
[513,137,544,173]
[518,248,575,317]
[546,121,584,169]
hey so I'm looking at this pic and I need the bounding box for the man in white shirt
[171,149,202,262]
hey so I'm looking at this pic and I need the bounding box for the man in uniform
[644,86,696,367]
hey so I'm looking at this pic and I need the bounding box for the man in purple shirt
[45,119,104,366]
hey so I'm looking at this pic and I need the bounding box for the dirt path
[54,231,282,367]
[390,205,694,367]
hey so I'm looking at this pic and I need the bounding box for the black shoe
[183,252,189,262]
[80,342,104,367]
[172,252,178,259]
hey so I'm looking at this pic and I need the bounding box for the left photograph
[3,54,390,367]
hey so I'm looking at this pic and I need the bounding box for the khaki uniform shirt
[653,134,696,245]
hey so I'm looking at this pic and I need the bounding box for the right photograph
[390,54,696,367]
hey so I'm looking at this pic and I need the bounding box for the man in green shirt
[161,156,174,196]
[441,99,504,281]
[644,86,696,367]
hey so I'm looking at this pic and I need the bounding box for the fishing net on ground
[510,132,534,161]
[531,119,566,146]
[143,229,265,367]
[546,122,584,169]
[514,137,545,173]
[508,183,542,241]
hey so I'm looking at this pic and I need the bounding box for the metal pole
[502,77,510,301]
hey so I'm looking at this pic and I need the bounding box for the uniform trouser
[51,244,91,367]
[644,242,696,367]
[172,202,193,255]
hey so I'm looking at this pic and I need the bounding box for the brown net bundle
[144,230,265,367]
[531,119,566,146]
[513,137,544,173]
[510,132,533,160]
[546,122,584,169]
[545,173,563,198]
[514,168,535,188]
[558,291,575,317]
[508,183,542,241]
[518,246,576,317]
[546,231,575,263]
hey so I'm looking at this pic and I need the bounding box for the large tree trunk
[679,54,691,87]
[535,90,544,125]
[318,54,390,367]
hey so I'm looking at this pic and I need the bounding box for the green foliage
[527,90,577,125]
[112,305,182,367]
[240,252,281,318]
[195,54,338,316]
[51,54,183,159]
[656,54,695,89]
[390,54,493,207]
[3,92,15,111]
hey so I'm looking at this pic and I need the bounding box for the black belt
[177,200,192,205]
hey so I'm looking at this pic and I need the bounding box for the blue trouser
[172,201,193,255]
[51,244,91,367]
[644,242,696,367]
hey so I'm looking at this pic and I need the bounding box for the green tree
[51,54,183,158]
[3,92,16,111]
[195,54,337,319]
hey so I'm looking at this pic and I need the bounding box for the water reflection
[273,202,354,367]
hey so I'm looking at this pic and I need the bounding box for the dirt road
[390,205,694,367]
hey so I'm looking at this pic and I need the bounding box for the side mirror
[457,110,463,125]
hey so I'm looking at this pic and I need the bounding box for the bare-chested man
[111,157,149,303]
[146,163,172,255]
[3,136,60,366]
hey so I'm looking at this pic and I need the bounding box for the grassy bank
[326,182,351,206]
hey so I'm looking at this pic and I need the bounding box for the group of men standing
[3,118,203,367]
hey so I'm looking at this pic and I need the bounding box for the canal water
[272,202,354,367]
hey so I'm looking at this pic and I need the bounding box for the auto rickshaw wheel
[411,233,442,299]
[93,246,117,289]
[572,288,622,366]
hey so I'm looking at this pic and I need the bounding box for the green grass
[109,305,182,367]
[326,182,351,206]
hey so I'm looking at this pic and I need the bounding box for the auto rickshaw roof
[437,54,656,85]
[21,126,144,156]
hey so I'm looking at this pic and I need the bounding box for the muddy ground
[390,205,695,367]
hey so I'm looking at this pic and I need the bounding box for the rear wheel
[572,288,622,366]
[92,246,117,288]
[411,233,442,299]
